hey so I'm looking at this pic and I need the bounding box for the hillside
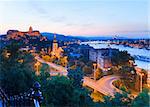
[41,32,79,41]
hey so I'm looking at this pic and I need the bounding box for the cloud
[28,0,48,15]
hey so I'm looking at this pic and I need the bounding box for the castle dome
[29,26,33,33]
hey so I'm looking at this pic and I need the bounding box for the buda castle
[7,26,40,39]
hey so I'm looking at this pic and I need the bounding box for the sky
[0,0,149,37]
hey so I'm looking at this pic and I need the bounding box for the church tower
[52,33,58,53]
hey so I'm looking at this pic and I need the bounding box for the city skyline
[0,0,149,37]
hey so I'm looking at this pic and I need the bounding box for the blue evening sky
[0,0,149,37]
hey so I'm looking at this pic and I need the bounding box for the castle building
[7,26,40,39]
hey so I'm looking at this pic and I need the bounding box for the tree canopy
[67,67,84,88]
[131,88,149,107]
[111,51,134,66]
[41,76,94,107]
[0,41,37,96]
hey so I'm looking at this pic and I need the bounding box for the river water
[81,41,150,70]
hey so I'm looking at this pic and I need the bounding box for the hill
[41,32,79,41]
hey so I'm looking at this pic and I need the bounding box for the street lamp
[93,63,97,81]
[139,73,144,93]
[35,61,41,75]
[136,72,144,93]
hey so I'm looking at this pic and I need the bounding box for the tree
[67,67,84,88]
[82,65,93,74]
[111,51,134,66]
[119,65,136,89]
[42,55,51,62]
[37,63,50,86]
[0,42,37,96]
[42,76,94,107]
[59,56,68,67]
[103,91,132,107]
[131,88,149,107]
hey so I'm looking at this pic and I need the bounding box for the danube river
[81,41,150,70]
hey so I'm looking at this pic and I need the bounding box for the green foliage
[37,63,50,86]
[36,65,94,107]
[112,51,134,66]
[42,76,94,107]
[131,88,149,107]
[103,91,132,107]
[0,42,37,96]
[68,67,84,88]
[40,63,50,73]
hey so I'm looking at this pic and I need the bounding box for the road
[35,56,120,96]
[83,75,120,96]
[35,56,68,76]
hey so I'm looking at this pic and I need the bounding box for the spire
[53,33,57,43]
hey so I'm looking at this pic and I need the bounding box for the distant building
[69,52,81,59]
[89,48,119,71]
[79,44,92,59]
[50,34,64,58]
[7,26,40,39]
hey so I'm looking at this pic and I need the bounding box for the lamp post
[35,61,41,75]
[93,63,97,81]
[136,71,144,92]
[139,73,144,93]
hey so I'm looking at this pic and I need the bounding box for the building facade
[89,48,119,71]
[7,26,40,39]
[50,34,64,58]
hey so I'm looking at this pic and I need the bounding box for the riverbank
[81,41,150,70]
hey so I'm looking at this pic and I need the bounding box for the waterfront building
[89,48,119,71]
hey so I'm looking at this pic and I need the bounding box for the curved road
[35,56,120,96]
[35,56,67,76]
[83,75,121,96]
